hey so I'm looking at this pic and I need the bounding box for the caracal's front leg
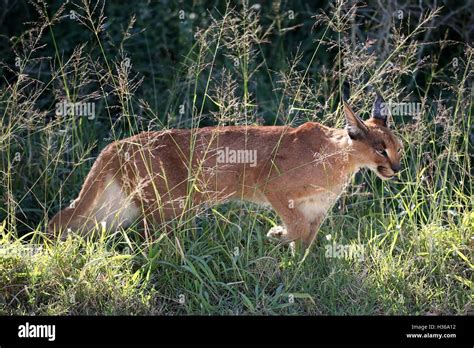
[265,193,311,247]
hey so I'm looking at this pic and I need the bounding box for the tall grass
[0,0,472,315]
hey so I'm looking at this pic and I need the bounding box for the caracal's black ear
[343,101,368,140]
[372,92,389,127]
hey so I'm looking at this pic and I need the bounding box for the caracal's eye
[397,148,402,153]
[376,148,388,157]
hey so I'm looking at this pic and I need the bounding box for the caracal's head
[343,94,403,180]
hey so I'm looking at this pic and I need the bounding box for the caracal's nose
[391,163,402,173]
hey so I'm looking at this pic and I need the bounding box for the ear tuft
[343,101,368,140]
[342,81,351,103]
[372,92,389,127]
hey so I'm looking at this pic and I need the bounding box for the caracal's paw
[266,225,287,239]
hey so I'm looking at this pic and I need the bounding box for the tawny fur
[48,100,403,248]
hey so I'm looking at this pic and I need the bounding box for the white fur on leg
[266,225,286,239]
